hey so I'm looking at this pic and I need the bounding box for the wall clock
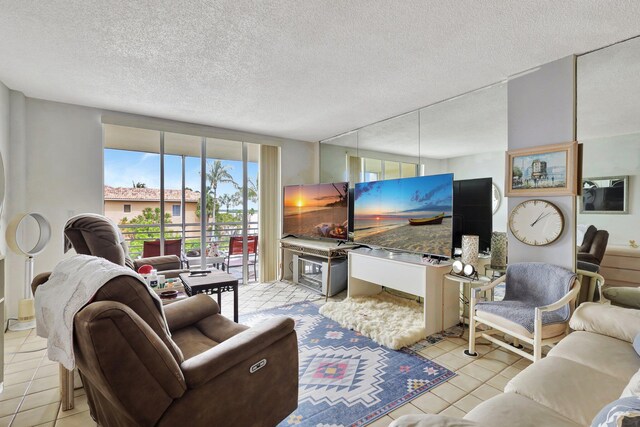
[509,199,564,246]
[492,183,501,214]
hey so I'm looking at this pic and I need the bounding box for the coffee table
[179,271,239,322]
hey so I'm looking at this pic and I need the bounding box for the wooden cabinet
[600,245,640,287]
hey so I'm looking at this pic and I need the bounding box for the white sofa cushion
[465,392,581,427]
[570,303,640,343]
[505,356,627,426]
[548,331,640,381]
[389,414,483,427]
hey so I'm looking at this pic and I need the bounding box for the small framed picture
[580,175,628,214]
[505,141,578,197]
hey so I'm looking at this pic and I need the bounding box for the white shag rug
[319,292,425,350]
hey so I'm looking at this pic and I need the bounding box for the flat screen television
[452,178,493,253]
[353,173,454,257]
[282,182,349,240]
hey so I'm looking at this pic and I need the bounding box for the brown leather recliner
[32,273,299,427]
[577,225,609,265]
[64,214,187,278]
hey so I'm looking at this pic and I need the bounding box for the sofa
[391,303,640,427]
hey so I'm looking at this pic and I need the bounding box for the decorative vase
[461,235,479,269]
[490,232,508,269]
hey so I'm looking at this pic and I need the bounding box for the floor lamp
[6,212,51,331]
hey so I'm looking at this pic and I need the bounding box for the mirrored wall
[320,81,507,253]
[577,36,640,251]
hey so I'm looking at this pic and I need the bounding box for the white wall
[0,82,9,259]
[578,133,640,245]
[507,56,576,270]
[3,96,316,319]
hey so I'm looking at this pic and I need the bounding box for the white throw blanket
[35,255,167,370]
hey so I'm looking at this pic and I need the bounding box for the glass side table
[442,273,492,336]
[484,265,507,279]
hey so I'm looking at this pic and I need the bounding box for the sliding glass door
[103,125,260,284]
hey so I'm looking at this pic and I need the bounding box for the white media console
[348,248,460,336]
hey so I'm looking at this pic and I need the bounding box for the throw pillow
[604,287,640,310]
[570,303,640,343]
[634,333,640,357]
[592,397,640,427]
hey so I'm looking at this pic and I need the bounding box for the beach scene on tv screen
[283,182,348,240]
[354,174,453,257]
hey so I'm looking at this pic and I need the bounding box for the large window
[361,157,418,182]
[103,125,260,283]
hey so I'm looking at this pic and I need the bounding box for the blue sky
[104,149,259,208]
[354,173,453,217]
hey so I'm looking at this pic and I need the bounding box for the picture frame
[580,175,629,214]
[505,141,578,197]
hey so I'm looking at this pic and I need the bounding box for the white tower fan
[6,213,51,331]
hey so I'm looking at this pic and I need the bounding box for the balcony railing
[119,221,259,259]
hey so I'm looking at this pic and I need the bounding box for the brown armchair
[64,214,187,277]
[577,225,609,265]
[33,273,299,427]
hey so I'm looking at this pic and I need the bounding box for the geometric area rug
[241,301,456,427]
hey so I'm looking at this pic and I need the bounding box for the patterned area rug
[242,301,456,427]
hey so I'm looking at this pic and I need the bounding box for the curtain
[348,155,362,185]
[258,145,281,282]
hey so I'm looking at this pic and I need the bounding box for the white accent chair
[467,263,581,362]
[576,267,606,304]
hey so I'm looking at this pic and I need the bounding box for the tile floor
[0,281,530,426]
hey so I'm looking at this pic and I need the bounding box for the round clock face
[509,200,564,246]
[492,183,501,214]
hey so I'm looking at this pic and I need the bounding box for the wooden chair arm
[577,269,606,303]
[537,279,581,313]
[472,275,506,298]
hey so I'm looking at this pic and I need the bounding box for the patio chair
[466,262,580,362]
[143,239,189,269]
[222,235,258,279]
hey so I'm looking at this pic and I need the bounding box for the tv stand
[348,248,459,336]
[279,237,357,299]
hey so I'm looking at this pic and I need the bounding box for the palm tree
[195,186,215,222]
[219,194,233,213]
[132,181,147,188]
[206,160,238,220]
[238,176,259,204]
[247,176,258,203]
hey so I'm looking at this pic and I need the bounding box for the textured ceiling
[1,1,639,142]
[577,36,640,140]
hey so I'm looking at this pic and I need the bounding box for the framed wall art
[505,141,578,197]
